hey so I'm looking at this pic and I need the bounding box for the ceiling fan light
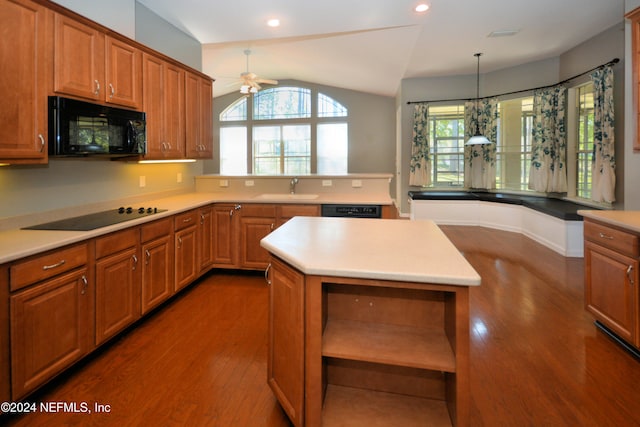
[240,85,250,94]
[250,86,258,93]
[465,134,492,145]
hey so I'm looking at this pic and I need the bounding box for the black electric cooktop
[23,207,167,231]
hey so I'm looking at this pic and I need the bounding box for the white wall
[50,0,136,38]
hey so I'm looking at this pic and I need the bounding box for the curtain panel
[528,86,567,193]
[464,98,498,189]
[590,66,616,203]
[409,103,431,186]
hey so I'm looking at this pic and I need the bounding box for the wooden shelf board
[322,384,452,427]
[322,319,456,372]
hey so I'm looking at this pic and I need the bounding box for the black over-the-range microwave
[49,96,146,157]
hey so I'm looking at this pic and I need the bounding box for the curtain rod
[406,57,620,105]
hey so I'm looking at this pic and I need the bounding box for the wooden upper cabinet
[185,72,214,159]
[54,13,104,101]
[105,36,142,109]
[628,7,640,152]
[0,0,51,163]
[53,14,142,109]
[143,53,185,159]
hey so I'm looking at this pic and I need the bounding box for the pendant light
[466,53,492,145]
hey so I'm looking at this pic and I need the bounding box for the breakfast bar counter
[260,217,480,427]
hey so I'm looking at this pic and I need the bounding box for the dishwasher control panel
[321,204,382,218]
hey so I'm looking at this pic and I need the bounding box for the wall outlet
[219,179,229,187]
[351,179,362,188]
[245,180,255,187]
[322,179,333,187]
[139,176,146,188]
[177,172,182,183]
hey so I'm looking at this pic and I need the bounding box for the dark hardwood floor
[4,226,640,426]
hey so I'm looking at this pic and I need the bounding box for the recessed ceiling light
[415,3,429,13]
[267,18,280,27]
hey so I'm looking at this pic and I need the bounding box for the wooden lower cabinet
[584,219,640,347]
[94,229,141,346]
[174,210,199,292]
[141,219,174,314]
[268,257,305,426]
[268,256,469,427]
[240,204,277,269]
[10,267,92,400]
[198,206,214,274]
[213,204,240,268]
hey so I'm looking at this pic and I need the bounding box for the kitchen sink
[253,193,319,200]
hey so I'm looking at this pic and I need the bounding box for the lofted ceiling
[137,0,625,97]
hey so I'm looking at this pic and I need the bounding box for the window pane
[496,97,532,190]
[318,93,347,117]
[318,123,348,174]
[283,125,310,174]
[428,105,465,186]
[220,127,247,174]
[220,97,247,121]
[577,84,594,199]
[254,87,311,120]
[253,126,281,174]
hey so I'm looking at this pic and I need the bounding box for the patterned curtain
[590,66,616,203]
[409,103,431,186]
[528,86,567,193]
[464,98,498,189]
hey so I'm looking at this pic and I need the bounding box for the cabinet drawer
[584,221,639,257]
[242,204,277,217]
[174,210,198,231]
[10,243,88,292]
[140,217,172,243]
[95,228,138,258]
[278,204,320,219]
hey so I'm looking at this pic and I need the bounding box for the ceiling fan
[237,49,278,94]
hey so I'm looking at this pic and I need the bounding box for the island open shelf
[261,217,480,426]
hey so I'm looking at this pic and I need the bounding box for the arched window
[219,86,348,175]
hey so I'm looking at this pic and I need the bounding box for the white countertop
[579,210,640,233]
[260,217,481,286]
[0,192,393,265]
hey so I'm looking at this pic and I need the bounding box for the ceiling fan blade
[256,78,278,85]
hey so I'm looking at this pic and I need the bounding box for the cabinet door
[199,207,214,273]
[141,235,173,314]
[240,217,275,269]
[105,36,142,109]
[142,53,164,158]
[10,268,92,400]
[185,72,213,159]
[175,226,198,292]
[142,54,184,159]
[213,205,239,267]
[95,247,141,346]
[0,0,49,163]
[268,258,305,426]
[585,241,639,345]
[54,13,104,100]
[163,62,185,158]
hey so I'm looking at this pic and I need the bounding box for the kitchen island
[260,217,481,427]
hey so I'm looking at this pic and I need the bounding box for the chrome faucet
[290,177,299,194]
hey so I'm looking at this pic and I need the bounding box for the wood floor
[4,226,640,426]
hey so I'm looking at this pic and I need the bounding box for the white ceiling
[137,0,625,97]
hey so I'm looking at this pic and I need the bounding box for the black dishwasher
[320,204,381,218]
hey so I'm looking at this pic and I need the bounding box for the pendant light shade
[466,53,493,145]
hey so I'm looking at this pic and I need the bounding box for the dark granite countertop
[408,191,596,221]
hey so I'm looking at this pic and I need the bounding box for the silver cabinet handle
[264,263,272,286]
[598,232,614,240]
[177,237,182,248]
[145,249,151,265]
[42,259,65,270]
[627,265,635,285]
[183,217,193,223]
[38,134,45,152]
[230,205,242,217]
[109,83,115,98]
[81,275,88,295]
[200,214,205,225]
[94,79,100,95]
[132,254,138,270]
